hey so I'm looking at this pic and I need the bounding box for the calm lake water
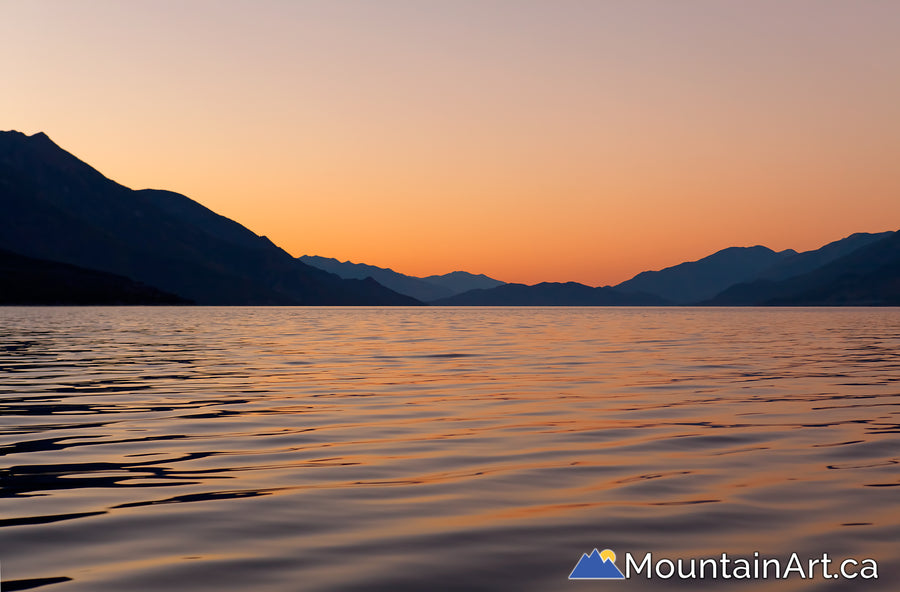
[1,307,898,591]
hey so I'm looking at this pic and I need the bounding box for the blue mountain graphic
[569,549,626,580]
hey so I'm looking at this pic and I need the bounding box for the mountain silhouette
[0,131,421,305]
[754,232,892,282]
[615,245,795,304]
[420,271,506,295]
[569,549,626,580]
[431,281,668,306]
[0,247,189,304]
[300,256,452,301]
[707,230,900,305]
[299,256,507,301]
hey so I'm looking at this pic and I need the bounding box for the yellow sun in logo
[600,549,616,563]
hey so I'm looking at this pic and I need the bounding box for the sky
[3,1,900,286]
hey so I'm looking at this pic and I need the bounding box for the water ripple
[1,306,899,591]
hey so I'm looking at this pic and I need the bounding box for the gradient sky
[4,1,900,285]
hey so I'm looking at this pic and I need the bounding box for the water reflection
[0,307,898,591]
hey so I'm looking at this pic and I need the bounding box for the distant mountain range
[613,245,795,304]
[0,131,419,305]
[611,232,893,305]
[420,270,506,295]
[430,282,667,306]
[1,130,897,307]
[429,231,898,306]
[299,255,504,302]
[707,231,900,305]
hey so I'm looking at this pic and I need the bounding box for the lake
[1,307,898,591]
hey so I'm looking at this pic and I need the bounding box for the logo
[567,549,879,581]
[569,548,626,580]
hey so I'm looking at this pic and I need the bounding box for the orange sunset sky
[4,1,900,286]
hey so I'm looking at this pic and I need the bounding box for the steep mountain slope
[0,131,420,305]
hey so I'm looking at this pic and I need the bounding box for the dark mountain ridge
[706,230,900,306]
[4,131,894,307]
[299,255,507,301]
[753,231,893,282]
[0,130,420,305]
[614,245,795,304]
[299,255,455,301]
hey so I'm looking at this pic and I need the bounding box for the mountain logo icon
[569,548,626,580]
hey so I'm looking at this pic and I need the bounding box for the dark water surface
[1,307,898,591]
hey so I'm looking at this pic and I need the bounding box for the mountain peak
[26,131,62,151]
[1,130,54,143]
